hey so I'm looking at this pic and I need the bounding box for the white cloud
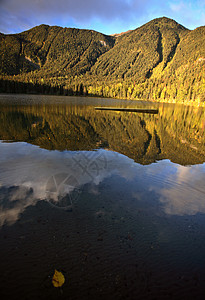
[170,2,185,12]
[0,0,204,34]
[0,0,146,33]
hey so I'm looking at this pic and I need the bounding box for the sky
[0,0,205,35]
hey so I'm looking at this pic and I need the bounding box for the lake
[0,94,205,300]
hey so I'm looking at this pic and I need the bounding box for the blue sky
[0,0,205,35]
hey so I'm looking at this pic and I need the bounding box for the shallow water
[0,94,205,299]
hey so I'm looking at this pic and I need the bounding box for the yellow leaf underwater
[52,269,65,288]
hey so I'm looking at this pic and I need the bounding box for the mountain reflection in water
[1,95,205,300]
[0,95,205,224]
[0,95,205,165]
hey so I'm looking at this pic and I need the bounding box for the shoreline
[0,92,204,108]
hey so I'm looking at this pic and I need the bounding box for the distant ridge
[111,30,132,37]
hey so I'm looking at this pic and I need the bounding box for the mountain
[0,17,205,104]
[91,17,188,80]
[0,25,115,76]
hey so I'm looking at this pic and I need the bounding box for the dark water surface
[0,94,205,299]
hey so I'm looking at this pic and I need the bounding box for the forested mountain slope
[0,17,205,104]
[90,17,188,80]
[0,25,115,76]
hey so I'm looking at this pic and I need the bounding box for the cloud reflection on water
[156,164,205,216]
[0,141,205,227]
[0,141,137,226]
